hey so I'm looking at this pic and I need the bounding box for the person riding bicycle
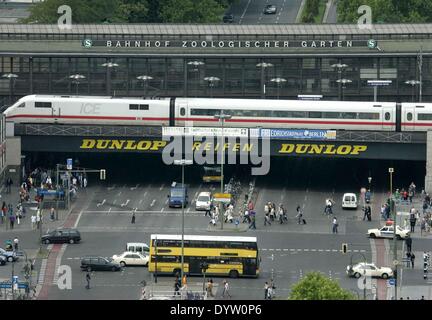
[324,199,334,215]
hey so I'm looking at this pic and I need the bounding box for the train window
[407,113,413,121]
[323,112,340,119]
[342,112,356,119]
[139,104,149,110]
[35,102,52,108]
[384,112,391,121]
[17,103,25,108]
[180,108,186,116]
[358,113,380,120]
[418,113,432,120]
[129,104,139,110]
[292,111,306,118]
[308,111,322,118]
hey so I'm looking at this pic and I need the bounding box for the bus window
[202,166,222,183]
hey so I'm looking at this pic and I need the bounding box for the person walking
[405,237,412,253]
[296,206,303,225]
[85,272,91,289]
[406,252,411,268]
[420,218,426,236]
[264,211,271,226]
[131,212,136,224]
[410,252,415,268]
[221,280,231,298]
[31,214,36,230]
[206,279,214,298]
[13,237,19,251]
[410,213,417,233]
[264,282,269,300]
[173,277,181,297]
[9,214,15,229]
[249,211,256,230]
[332,217,338,234]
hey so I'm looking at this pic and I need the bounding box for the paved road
[227,0,302,24]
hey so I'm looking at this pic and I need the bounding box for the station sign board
[213,193,232,204]
[162,127,248,138]
[252,128,337,140]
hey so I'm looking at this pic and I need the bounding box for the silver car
[264,5,277,14]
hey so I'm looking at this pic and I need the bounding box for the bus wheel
[229,270,239,278]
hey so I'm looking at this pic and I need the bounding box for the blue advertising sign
[67,158,73,170]
[260,129,337,140]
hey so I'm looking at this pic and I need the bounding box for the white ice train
[4,94,432,132]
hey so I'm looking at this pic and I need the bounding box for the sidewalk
[144,279,219,300]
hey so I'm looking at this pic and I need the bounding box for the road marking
[165,199,168,204]
[107,184,116,191]
[74,210,83,228]
[108,208,112,213]
[96,199,106,207]
[139,199,143,204]
[113,199,116,204]
[130,184,139,191]
[159,184,165,191]
[117,191,122,197]
[150,199,156,207]
[239,0,252,24]
[161,208,164,212]
[143,191,148,197]
[121,199,130,207]
[187,208,190,213]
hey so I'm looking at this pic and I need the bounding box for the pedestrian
[421,218,426,236]
[410,213,417,233]
[278,204,284,224]
[13,237,19,251]
[421,296,425,300]
[221,280,231,298]
[85,272,91,289]
[296,205,303,224]
[332,217,338,234]
[405,236,412,253]
[411,252,415,268]
[204,206,211,217]
[264,282,269,300]
[36,212,41,229]
[6,177,12,194]
[249,212,256,230]
[269,204,275,222]
[31,214,36,230]
[362,206,369,221]
[9,214,15,229]
[206,279,214,298]
[174,277,181,297]
[131,212,136,224]
[264,211,271,226]
[406,252,411,267]
[50,207,55,221]
[242,209,250,224]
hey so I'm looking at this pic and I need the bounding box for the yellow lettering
[150,140,167,150]
[232,143,240,152]
[307,145,325,154]
[323,145,337,154]
[204,143,212,151]
[351,145,368,155]
[242,144,253,152]
[96,140,110,149]
[192,142,202,151]
[108,140,125,150]
[124,140,137,150]
[214,143,219,151]
[337,145,352,155]
[223,143,230,151]
[80,139,96,149]
[295,144,309,154]
[137,141,151,150]
[278,144,295,153]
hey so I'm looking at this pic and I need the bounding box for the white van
[126,242,149,254]
[342,193,358,209]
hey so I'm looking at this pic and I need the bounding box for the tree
[160,0,225,23]
[117,0,149,23]
[289,272,356,300]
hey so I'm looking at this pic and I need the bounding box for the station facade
[0,24,431,105]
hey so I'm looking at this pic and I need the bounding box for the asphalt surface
[226,0,302,24]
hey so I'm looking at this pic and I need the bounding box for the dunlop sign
[278,144,368,155]
[80,139,167,151]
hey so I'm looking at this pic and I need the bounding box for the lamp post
[405,80,421,102]
[331,63,348,100]
[388,167,398,300]
[270,77,287,100]
[136,75,153,97]
[256,62,273,98]
[101,62,119,96]
[214,111,232,230]
[336,79,352,101]
[173,159,193,283]
[188,61,205,97]
[2,73,18,105]
[69,74,86,95]
[204,76,220,98]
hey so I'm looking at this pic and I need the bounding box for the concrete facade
[5,136,21,185]
[425,131,432,193]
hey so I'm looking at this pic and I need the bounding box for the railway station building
[0,23,431,104]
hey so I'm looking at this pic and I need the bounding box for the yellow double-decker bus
[148,234,259,278]
[202,166,222,183]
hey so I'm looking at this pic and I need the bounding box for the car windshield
[171,190,184,197]
[198,196,209,202]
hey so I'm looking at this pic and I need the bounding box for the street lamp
[256,62,273,98]
[203,76,220,98]
[336,79,352,101]
[405,80,421,102]
[173,159,193,283]
[2,73,18,105]
[136,75,153,97]
[331,63,348,100]
[270,77,287,100]
[188,61,205,97]
[101,62,119,96]
[214,111,232,230]
[388,167,398,300]
[69,74,86,95]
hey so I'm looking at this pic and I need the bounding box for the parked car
[80,256,121,272]
[195,192,212,211]
[223,13,234,23]
[112,252,149,267]
[342,193,358,209]
[0,248,18,262]
[41,228,81,244]
[264,5,277,14]
[367,225,410,239]
[0,255,7,266]
[346,262,393,279]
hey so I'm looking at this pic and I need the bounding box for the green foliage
[337,0,432,23]
[289,272,357,300]
[301,0,323,23]
[22,0,230,23]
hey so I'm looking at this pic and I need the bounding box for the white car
[264,5,277,14]
[195,192,212,211]
[112,251,149,267]
[342,193,357,209]
[367,225,410,240]
[346,262,393,279]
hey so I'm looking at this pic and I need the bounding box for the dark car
[41,228,81,244]
[0,248,17,262]
[223,13,234,23]
[0,255,6,266]
[80,256,121,272]
[264,5,277,14]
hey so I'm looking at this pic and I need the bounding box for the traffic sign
[393,260,399,266]
[67,158,73,170]
[213,193,232,203]
[388,278,396,286]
